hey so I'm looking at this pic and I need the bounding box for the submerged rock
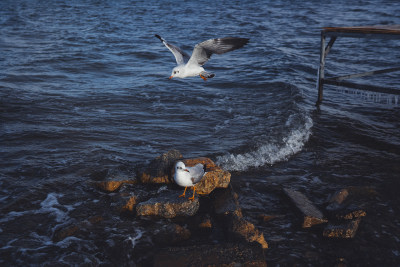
[153,242,266,267]
[136,191,199,219]
[283,188,328,228]
[52,216,104,242]
[327,203,367,221]
[95,180,137,192]
[323,218,362,238]
[138,150,183,184]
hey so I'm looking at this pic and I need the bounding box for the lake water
[1,0,400,266]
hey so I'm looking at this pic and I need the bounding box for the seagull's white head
[170,66,185,79]
[175,161,189,172]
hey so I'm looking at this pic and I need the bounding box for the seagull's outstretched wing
[155,34,190,65]
[187,37,249,67]
[188,164,205,184]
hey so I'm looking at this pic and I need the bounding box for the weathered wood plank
[323,25,400,35]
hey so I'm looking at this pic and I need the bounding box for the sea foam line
[216,114,313,171]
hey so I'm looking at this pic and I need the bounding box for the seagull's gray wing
[155,34,190,65]
[187,37,249,67]
[188,164,205,184]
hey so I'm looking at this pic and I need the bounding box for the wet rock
[179,157,231,195]
[229,215,269,249]
[327,186,377,210]
[212,185,243,218]
[95,180,137,192]
[153,242,266,267]
[136,191,199,219]
[283,188,328,228]
[211,185,268,249]
[52,216,104,242]
[323,218,361,238]
[138,150,183,184]
[198,214,212,229]
[259,214,285,222]
[328,188,349,206]
[121,195,139,212]
[153,223,191,245]
[182,157,216,169]
[53,225,80,242]
[327,204,367,220]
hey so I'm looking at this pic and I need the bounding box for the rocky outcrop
[229,215,269,249]
[323,218,362,238]
[137,150,183,184]
[178,157,231,195]
[136,191,199,219]
[323,187,371,239]
[212,185,268,249]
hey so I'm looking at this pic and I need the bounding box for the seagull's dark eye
[174,71,176,74]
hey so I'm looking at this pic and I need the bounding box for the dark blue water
[1,0,400,265]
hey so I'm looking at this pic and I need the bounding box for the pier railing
[316,25,400,106]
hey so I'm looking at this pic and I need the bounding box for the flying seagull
[155,34,249,81]
[174,161,205,200]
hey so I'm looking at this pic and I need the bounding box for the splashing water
[217,114,313,171]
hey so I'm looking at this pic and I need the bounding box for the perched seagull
[174,161,205,200]
[155,34,249,81]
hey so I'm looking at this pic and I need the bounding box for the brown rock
[136,191,199,219]
[95,180,137,192]
[182,157,216,169]
[177,157,231,195]
[329,188,349,205]
[283,188,328,228]
[154,224,191,245]
[196,168,231,195]
[230,215,269,249]
[198,214,212,229]
[328,204,367,220]
[323,218,361,238]
[259,214,284,222]
[52,216,103,242]
[138,150,183,184]
[153,243,266,267]
[53,225,80,242]
[121,196,139,212]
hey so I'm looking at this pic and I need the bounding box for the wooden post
[316,32,326,106]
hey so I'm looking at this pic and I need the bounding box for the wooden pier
[316,25,400,106]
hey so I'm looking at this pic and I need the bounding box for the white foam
[0,192,73,225]
[40,193,71,223]
[216,114,313,171]
[126,229,144,248]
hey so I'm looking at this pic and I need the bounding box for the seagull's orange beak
[184,169,189,172]
[169,76,173,79]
